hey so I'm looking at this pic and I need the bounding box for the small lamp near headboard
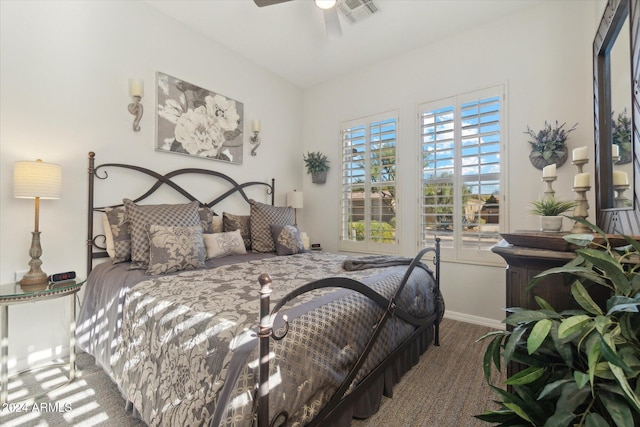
[287,190,303,225]
[13,159,62,288]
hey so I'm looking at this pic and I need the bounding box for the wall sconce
[14,159,62,289]
[250,120,261,156]
[128,78,144,132]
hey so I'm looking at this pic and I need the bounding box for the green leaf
[473,409,519,423]
[505,310,554,325]
[577,248,631,294]
[504,325,528,365]
[563,233,594,247]
[609,362,640,413]
[550,321,573,367]
[505,366,545,385]
[600,336,632,373]
[542,409,574,427]
[587,337,602,388]
[600,390,634,427]
[571,281,603,315]
[573,370,589,389]
[483,334,503,383]
[528,319,552,354]
[556,380,589,414]
[503,402,533,423]
[558,315,591,339]
[538,378,573,400]
[584,413,610,427]
[535,296,555,311]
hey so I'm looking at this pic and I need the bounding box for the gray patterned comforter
[109,252,438,426]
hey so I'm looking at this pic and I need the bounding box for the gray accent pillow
[249,200,294,253]
[146,224,205,275]
[223,212,251,249]
[124,199,201,270]
[270,224,305,256]
[198,207,215,234]
[203,230,247,259]
[105,206,131,264]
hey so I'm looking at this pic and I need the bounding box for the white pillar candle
[574,172,590,187]
[542,164,556,178]
[252,120,261,133]
[129,79,144,97]
[612,144,620,158]
[572,146,588,161]
[613,170,629,185]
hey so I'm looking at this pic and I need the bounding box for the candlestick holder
[614,184,631,208]
[542,176,556,198]
[571,185,591,233]
[572,158,588,173]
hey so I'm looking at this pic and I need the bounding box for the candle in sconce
[613,170,629,186]
[574,172,590,187]
[129,79,144,98]
[572,146,588,161]
[542,164,556,178]
[252,120,261,133]
[612,144,620,158]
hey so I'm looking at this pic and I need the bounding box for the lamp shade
[14,160,62,199]
[287,190,304,209]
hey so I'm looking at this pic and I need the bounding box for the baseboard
[10,346,71,374]
[443,311,505,330]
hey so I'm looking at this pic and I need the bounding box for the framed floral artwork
[156,72,244,164]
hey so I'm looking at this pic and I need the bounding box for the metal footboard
[257,239,441,427]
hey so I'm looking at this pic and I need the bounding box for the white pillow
[102,214,115,258]
[203,229,247,259]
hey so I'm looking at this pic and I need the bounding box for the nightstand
[0,279,85,405]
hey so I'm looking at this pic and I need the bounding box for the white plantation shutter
[340,111,399,254]
[420,86,504,263]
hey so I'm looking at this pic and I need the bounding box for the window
[419,86,504,263]
[340,110,399,254]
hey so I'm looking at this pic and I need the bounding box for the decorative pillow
[146,224,205,275]
[212,214,223,233]
[270,224,305,256]
[250,200,294,253]
[105,206,131,263]
[203,230,247,259]
[223,212,251,250]
[198,207,215,234]
[124,199,201,270]
[102,213,115,258]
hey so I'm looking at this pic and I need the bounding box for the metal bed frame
[84,151,441,427]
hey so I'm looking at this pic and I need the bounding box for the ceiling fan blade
[253,0,293,7]
[323,8,342,39]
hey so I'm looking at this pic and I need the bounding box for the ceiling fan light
[315,0,337,10]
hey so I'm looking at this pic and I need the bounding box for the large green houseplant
[477,218,640,426]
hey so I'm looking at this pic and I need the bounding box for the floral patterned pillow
[105,206,131,263]
[202,230,247,259]
[146,224,205,275]
[223,212,251,249]
[269,224,305,256]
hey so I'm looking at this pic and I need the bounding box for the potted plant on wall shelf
[530,196,575,232]
[613,109,632,164]
[304,151,330,184]
[476,220,640,426]
[525,120,578,170]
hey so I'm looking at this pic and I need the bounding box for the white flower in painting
[158,74,170,96]
[206,95,240,131]
[174,107,225,157]
[158,99,184,125]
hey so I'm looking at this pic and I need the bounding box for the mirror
[595,0,637,223]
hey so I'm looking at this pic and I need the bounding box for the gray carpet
[0,318,502,426]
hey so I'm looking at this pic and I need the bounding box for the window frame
[417,85,507,265]
[339,110,400,255]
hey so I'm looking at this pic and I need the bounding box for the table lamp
[14,159,62,287]
[286,190,303,225]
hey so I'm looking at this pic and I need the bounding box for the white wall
[302,1,603,327]
[0,0,303,371]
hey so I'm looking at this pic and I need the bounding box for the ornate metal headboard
[86,151,275,274]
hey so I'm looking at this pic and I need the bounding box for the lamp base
[20,231,48,288]
[20,272,48,287]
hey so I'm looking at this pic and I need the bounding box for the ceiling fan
[253,0,343,39]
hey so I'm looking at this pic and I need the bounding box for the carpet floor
[0,318,503,426]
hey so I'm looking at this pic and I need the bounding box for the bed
[77,152,443,427]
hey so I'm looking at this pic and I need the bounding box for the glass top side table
[0,279,85,405]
